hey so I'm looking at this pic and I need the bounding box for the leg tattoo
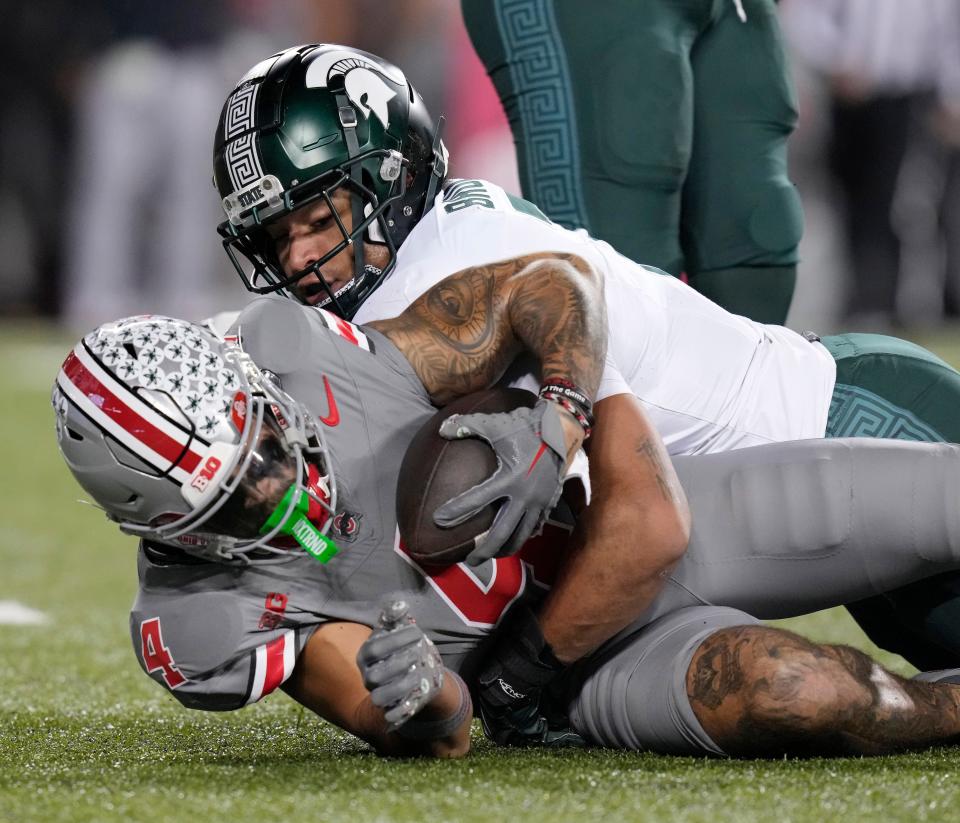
[687,626,960,757]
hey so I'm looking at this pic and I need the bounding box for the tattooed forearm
[635,437,684,505]
[687,625,960,758]
[369,253,605,405]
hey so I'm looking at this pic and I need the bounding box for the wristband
[538,379,593,415]
[538,380,594,438]
[396,671,472,741]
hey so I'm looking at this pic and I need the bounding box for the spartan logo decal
[304,48,404,129]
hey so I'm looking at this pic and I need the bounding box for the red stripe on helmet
[62,350,202,475]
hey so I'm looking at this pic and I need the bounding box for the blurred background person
[0,0,103,316]
[1,1,954,340]
[782,0,960,332]
[60,0,306,332]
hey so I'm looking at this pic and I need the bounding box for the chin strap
[336,92,368,314]
[423,115,447,213]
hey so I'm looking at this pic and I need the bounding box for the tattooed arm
[537,392,691,663]
[367,253,606,406]
[370,253,608,562]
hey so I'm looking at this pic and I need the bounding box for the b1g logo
[190,456,223,492]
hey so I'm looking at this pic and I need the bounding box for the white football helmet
[52,315,337,564]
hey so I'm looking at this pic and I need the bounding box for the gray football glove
[433,399,568,566]
[357,599,444,731]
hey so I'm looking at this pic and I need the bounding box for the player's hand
[357,599,444,731]
[475,605,584,748]
[476,683,585,748]
[432,399,569,565]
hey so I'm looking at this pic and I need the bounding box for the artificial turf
[3,322,960,823]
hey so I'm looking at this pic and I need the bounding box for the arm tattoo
[635,437,683,504]
[370,254,606,405]
[506,255,606,397]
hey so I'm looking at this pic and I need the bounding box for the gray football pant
[566,436,960,754]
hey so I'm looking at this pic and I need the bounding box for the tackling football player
[54,306,960,758]
[210,44,960,689]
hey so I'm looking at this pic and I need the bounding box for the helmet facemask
[218,158,404,319]
[142,366,340,565]
[213,43,448,320]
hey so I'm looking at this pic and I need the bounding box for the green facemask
[260,485,339,564]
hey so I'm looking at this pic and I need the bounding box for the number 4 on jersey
[140,617,187,688]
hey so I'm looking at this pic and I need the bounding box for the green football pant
[461,0,803,323]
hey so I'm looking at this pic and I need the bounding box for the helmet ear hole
[65,426,84,442]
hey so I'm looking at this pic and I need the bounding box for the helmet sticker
[224,82,259,141]
[304,48,403,130]
[225,133,265,194]
[230,391,248,432]
[57,348,203,483]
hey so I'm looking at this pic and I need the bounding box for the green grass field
[4,321,960,823]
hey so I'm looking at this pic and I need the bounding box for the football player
[460,0,802,324]
[211,44,960,688]
[54,306,960,758]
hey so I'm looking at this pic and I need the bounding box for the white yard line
[0,600,50,625]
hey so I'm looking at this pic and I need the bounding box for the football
[396,387,535,565]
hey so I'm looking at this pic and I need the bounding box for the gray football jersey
[129,321,960,723]
[130,297,552,709]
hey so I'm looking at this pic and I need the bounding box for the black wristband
[539,380,594,437]
[538,379,593,416]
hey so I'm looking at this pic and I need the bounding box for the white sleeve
[596,353,633,402]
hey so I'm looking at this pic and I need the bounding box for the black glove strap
[478,606,564,709]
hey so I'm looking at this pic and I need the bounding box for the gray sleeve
[131,590,320,711]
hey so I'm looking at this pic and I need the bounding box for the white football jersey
[355,179,837,455]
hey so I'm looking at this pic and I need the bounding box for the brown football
[396,387,536,566]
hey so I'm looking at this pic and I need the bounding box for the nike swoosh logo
[318,375,340,427]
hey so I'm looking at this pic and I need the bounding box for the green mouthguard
[261,485,339,564]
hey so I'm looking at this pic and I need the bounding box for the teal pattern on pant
[492,0,589,229]
[826,383,944,442]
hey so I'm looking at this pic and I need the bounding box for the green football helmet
[213,44,447,319]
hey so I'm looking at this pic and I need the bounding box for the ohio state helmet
[213,43,448,319]
[52,316,337,564]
